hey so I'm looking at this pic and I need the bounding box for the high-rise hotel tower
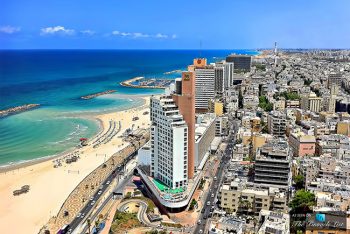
[150,95,188,189]
[150,71,196,189]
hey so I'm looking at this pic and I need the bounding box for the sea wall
[0,104,40,117]
[80,90,117,100]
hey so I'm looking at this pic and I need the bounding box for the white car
[98,190,102,195]
[106,180,111,185]
[207,201,210,206]
[76,213,81,218]
[90,196,94,201]
[81,213,85,219]
[211,193,214,198]
[91,200,96,206]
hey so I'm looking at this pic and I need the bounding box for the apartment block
[254,139,292,187]
[219,181,288,217]
[267,111,287,137]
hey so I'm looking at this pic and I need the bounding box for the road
[193,119,239,234]
[78,172,135,234]
[66,152,137,233]
[118,199,157,227]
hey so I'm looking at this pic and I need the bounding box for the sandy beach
[0,96,151,234]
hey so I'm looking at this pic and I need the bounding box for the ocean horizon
[0,49,258,166]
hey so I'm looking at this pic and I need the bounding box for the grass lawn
[110,211,141,233]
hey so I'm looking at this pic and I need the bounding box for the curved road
[118,199,191,233]
[118,199,157,227]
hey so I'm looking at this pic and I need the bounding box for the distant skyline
[1,0,350,49]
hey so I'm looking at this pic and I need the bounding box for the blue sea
[0,49,258,166]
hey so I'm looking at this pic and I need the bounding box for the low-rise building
[208,98,224,116]
[337,121,350,137]
[267,111,287,137]
[195,113,216,170]
[289,131,316,157]
[219,181,288,217]
[208,217,244,234]
[256,210,290,234]
[301,92,322,113]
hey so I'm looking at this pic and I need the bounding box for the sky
[0,0,350,49]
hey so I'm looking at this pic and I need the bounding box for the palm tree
[87,218,91,234]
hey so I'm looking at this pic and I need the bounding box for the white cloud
[40,26,75,36]
[111,30,176,39]
[155,33,168,39]
[80,30,95,35]
[133,32,150,38]
[0,26,21,34]
[121,32,131,36]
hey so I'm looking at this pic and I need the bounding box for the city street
[193,119,239,233]
[67,153,137,233]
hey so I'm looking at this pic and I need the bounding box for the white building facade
[195,66,215,110]
[150,96,188,189]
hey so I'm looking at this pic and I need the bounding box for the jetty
[0,104,40,117]
[164,69,183,75]
[120,76,144,87]
[80,90,116,100]
[120,77,174,89]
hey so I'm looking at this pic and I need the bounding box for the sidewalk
[100,200,120,234]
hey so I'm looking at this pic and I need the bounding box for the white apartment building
[150,95,188,189]
[301,92,322,113]
[195,66,215,110]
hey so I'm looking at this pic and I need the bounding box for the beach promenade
[0,97,151,234]
[43,131,150,233]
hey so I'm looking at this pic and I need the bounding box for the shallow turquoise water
[0,50,258,165]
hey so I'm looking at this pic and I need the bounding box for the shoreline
[0,95,152,234]
[0,117,103,174]
[0,95,148,173]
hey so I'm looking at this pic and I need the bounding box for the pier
[120,77,174,89]
[80,90,117,100]
[0,104,40,117]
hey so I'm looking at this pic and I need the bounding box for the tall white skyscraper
[150,95,188,189]
[194,65,215,111]
[215,61,234,91]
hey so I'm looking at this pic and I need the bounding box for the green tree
[289,189,315,213]
[258,96,273,112]
[293,175,305,190]
[189,199,197,210]
[281,91,300,100]
[304,79,312,86]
